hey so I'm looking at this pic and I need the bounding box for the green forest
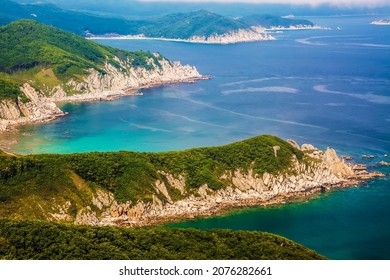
[0,219,325,260]
[0,20,164,101]
[0,135,305,220]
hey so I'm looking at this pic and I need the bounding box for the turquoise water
[8,15,390,155]
[165,174,390,260]
[1,15,389,259]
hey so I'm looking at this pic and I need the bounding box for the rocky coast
[88,27,275,44]
[70,141,385,227]
[0,55,206,132]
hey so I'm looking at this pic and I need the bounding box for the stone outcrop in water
[66,143,384,227]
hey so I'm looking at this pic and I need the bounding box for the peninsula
[0,20,205,132]
[0,135,383,227]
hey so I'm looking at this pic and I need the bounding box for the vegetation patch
[0,219,325,260]
[0,135,302,217]
[0,20,164,99]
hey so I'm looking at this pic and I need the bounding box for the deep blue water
[2,15,389,259]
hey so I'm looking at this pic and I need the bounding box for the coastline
[0,59,209,133]
[266,25,330,31]
[87,25,330,44]
[117,169,385,228]
[88,28,275,45]
[71,146,386,228]
[129,175,384,227]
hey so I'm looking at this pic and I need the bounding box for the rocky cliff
[187,28,274,44]
[60,143,381,227]
[0,55,204,132]
[0,84,65,132]
[49,55,204,101]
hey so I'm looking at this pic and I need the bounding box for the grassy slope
[0,135,303,219]
[0,19,163,100]
[0,219,325,260]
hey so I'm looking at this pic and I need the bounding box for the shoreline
[266,25,330,31]
[0,75,210,135]
[88,25,329,44]
[89,36,272,45]
[51,75,210,104]
[118,170,386,228]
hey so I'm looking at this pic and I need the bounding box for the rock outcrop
[56,142,383,227]
[0,84,65,132]
[49,56,204,102]
[187,28,274,44]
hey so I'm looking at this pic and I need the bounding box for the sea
[2,15,390,259]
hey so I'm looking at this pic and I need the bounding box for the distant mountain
[240,14,315,28]
[138,10,250,39]
[0,0,141,35]
[1,0,314,41]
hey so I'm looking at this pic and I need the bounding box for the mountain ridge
[1,0,317,43]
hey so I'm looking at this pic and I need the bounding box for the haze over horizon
[140,0,390,8]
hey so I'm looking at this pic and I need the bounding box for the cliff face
[0,56,204,131]
[50,56,204,101]
[58,144,367,227]
[0,84,64,131]
[188,28,274,44]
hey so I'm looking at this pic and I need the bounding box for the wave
[179,97,326,129]
[130,123,171,133]
[295,35,362,46]
[295,37,329,46]
[314,85,390,105]
[220,77,280,87]
[160,111,227,128]
[324,103,346,107]
[347,43,390,48]
[222,86,298,95]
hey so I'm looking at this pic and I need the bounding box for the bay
[1,15,389,259]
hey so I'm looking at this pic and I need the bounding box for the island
[0,20,206,132]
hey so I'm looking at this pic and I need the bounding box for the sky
[138,0,390,8]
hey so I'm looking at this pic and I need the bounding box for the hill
[0,219,325,260]
[0,134,368,227]
[0,19,203,131]
[0,1,314,43]
[138,10,250,39]
[0,19,164,84]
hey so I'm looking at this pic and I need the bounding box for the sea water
[2,15,390,259]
